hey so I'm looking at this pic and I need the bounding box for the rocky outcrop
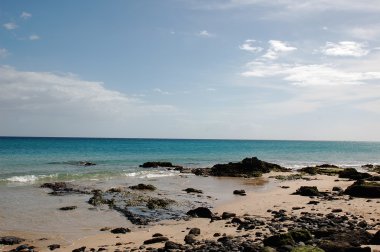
[338,168,372,180]
[129,184,156,191]
[294,186,322,196]
[344,180,380,198]
[208,157,290,177]
[40,182,90,196]
[0,236,25,245]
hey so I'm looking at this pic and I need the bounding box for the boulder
[263,233,295,247]
[0,236,25,245]
[344,180,380,198]
[294,186,321,196]
[222,212,236,219]
[370,230,380,245]
[184,234,197,244]
[183,188,203,194]
[110,227,131,234]
[210,157,290,177]
[233,189,246,196]
[188,228,201,236]
[187,207,213,218]
[339,168,372,180]
[143,236,169,244]
[129,183,156,191]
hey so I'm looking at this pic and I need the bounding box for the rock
[146,198,175,209]
[164,241,183,250]
[222,212,236,219]
[110,227,131,234]
[143,236,169,244]
[48,244,61,250]
[88,190,111,206]
[331,209,343,213]
[344,180,380,198]
[339,168,372,180]
[294,186,321,196]
[72,247,86,252]
[260,247,277,252]
[187,207,213,218]
[79,161,96,166]
[129,183,156,191]
[210,157,290,177]
[307,200,320,205]
[263,233,295,247]
[0,236,25,245]
[317,164,339,168]
[188,228,201,236]
[184,234,196,244]
[233,189,246,196]
[332,186,343,192]
[152,233,163,237]
[59,206,77,211]
[191,168,211,176]
[290,246,324,252]
[183,188,203,194]
[289,230,313,242]
[140,162,182,168]
[370,230,380,245]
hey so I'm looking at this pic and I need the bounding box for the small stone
[48,244,61,250]
[111,227,131,234]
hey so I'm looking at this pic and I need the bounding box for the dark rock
[307,200,320,205]
[233,189,246,196]
[152,233,163,237]
[317,164,339,168]
[183,188,203,194]
[332,186,343,191]
[48,244,61,250]
[331,209,343,213]
[222,212,236,219]
[210,157,290,177]
[191,168,211,176]
[188,228,201,236]
[187,207,213,218]
[164,241,183,250]
[88,190,111,206]
[184,234,196,244]
[80,161,96,166]
[143,236,169,244]
[146,198,174,209]
[370,230,380,245]
[72,247,86,252]
[344,180,380,198]
[41,182,89,196]
[339,168,372,180]
[59,206,77,211]
[140,162,182,168]
[294,186,321,196]
[110,227,131,234]
[0,236,25,245]
[288,230,312,242]
[263,233,295,247]
[129,183,157,191]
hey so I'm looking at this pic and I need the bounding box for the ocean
[1,137,380,184]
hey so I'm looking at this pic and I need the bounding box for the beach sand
[1,172,380,252]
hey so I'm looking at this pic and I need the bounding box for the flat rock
[0,236,25,245]
[143,236,169,244]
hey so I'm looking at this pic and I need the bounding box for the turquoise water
[1,137,380,183]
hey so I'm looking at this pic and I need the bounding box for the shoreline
[0,168,380,251]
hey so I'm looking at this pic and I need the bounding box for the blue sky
[1,0,380,140]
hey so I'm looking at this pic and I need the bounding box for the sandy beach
[1,166,379,252]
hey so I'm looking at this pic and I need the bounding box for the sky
[1,0,380,141]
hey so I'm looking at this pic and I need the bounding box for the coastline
[1,168,379,252]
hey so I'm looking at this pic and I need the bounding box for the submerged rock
[140,161,182,168]
[344,180,380,198]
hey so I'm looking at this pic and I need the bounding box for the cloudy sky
[1,0,380,140]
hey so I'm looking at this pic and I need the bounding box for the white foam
[6,175,39,183]
[123,170,179,179]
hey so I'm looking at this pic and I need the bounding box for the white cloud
[3,22,18,30]
[0,66,177,118]
[153,88,171,95]
[321,41,369,57]
[0,48,9,59]
[242,61,380,86]
[29,34,40,40]
[239,39,263,53]
[262,40,297,60]
[20,11,32,19]
[347,26,380,40]
[198,30,214,37]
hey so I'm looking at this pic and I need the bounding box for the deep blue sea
[1,137,380,184]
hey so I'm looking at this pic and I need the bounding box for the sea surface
[1,137,380,239]
[1,137,380,184]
